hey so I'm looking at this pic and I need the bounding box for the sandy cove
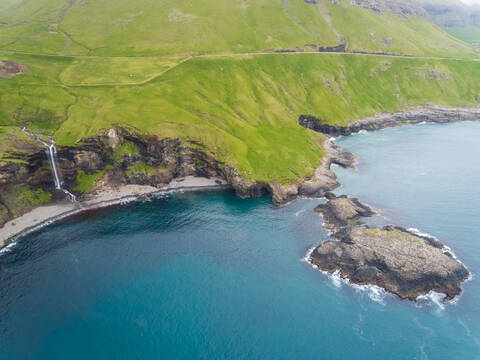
[0,176,229,249]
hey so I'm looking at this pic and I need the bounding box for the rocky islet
[309,192,470,301]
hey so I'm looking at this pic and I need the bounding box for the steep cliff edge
[0,126,338,229]
[299,106,480,136]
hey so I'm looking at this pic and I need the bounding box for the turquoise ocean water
[1,121,479,359]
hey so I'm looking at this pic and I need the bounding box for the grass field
[1,50,479,183]
[0,0,475,58]
[0,0,479,185]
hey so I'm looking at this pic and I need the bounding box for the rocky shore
[309,194,470,301]
[0,177,229,248]
[0,123,356,243]
[298,105,477,301]
[2,105,479,264]
[299,105,480,137]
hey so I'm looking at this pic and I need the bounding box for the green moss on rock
[0,185,51,218]
[74,170,105,193]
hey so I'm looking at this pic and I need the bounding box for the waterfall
[46,143,61,189]
[21,127,77,203]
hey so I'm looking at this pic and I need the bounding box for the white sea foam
[295,209,306,217]
[416,291,446,311]
[407,227,438,240]
[0,241,17,254]
[358,130,368,135]
[301,246,316,265]
[330,269,343,288]
[441,245,459,260]
[351,283,387,304]
[302,247,387,304]
[328,269,387,303]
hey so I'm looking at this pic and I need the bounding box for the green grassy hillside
[0,0,475,57]
[0,0,479,187]
[1,51,479,182]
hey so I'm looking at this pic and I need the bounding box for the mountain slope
[0,0,479,222]
[0,0,475,57]
[419,0,480,46]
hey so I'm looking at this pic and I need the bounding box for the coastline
[305,123,473,302]
[2,106,479,265]
[299,105,480,136]
[0,176,230,249]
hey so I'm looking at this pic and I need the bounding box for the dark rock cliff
[0,126,312,227]
[299,106,480,136]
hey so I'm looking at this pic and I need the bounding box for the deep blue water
[1,122,480,359]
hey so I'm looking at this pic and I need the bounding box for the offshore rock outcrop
[314,194,375,231]
[309,194,470,301]
[299,106,480,137]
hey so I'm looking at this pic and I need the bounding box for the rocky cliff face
[299,106,480,137]
[420,0,480,27]
[304,0,427,17]
[347,0,427,17]
[298,140,355,197]
[0,126,332,227]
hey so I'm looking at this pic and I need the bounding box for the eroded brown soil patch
[0,60,27,79]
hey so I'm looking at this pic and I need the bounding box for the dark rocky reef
[309,194,470,301]
[314,194,375,231]
[299,106,480,137]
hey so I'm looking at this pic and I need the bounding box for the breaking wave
[416,291,446,311]
[302,248,387,304]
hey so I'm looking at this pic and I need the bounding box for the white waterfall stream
[21,127,77,202]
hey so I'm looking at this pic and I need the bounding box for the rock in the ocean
[309,195,470,301]
[310,224,470,300]
[314,195,375,231]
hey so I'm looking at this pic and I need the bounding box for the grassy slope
[1,51,479,183]
[0,126,40,162]
[54,54,480,182]
[0,0,479,184]
[0,0,475,58]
